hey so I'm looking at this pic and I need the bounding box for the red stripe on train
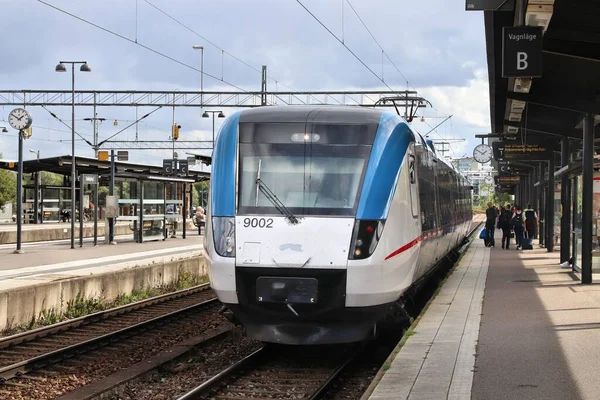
[385,236,422,260]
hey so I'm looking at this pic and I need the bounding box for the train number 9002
[243,217,274,228]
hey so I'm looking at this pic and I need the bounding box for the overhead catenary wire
[98,106,163,146]
[342,0,455,138]
[344,0,410,85]
[143,0,328,105]
[37,0,250,92]
[40,105,94,146]
[294,0,394,101]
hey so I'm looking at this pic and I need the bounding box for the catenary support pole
[70,65,76,249]
[183,183,187,239]
[582,114,594,283]
[34,172,39,224]
[93,178,98,246]
[109,149,115,244]
[560,138,571,263]
[79,173,83,247]
[15,131,23,253]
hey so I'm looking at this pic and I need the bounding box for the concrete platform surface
[369,231,490,400]
[0,237,202,279]
[369,225,600,400]
[472,239,600,400]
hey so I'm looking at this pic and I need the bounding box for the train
[203,106,473,345]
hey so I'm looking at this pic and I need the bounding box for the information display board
[493,142,552,161]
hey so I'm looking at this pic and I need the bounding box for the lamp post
[55,61,91,249]
[192,45,204,107]
[202,111,225,149]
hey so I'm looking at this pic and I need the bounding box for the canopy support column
[560,138,571,263]
[539,162,545,246]
[546,155,555,252]
[582,114,594,284]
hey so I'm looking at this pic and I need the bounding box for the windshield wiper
[255,159,299,224]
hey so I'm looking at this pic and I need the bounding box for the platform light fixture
[508,112,522,122]
[202,110,225,149]
[513,77,532,93]
[55,60,91,249]
[510,99,527,113]
[526,1,555,32]
[506,126,520,135]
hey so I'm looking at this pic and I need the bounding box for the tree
[40,171,64,186]
[0,169,16,209]
[492,191,511,206]
[193,180,209,208]
[0,153,17,209]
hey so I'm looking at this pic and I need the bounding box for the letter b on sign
[517,52,528,70]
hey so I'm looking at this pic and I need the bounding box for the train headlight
[212,217,236,257]
[348,220,384,260]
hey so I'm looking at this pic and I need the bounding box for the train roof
[237,106,468,183]
[239,105,385,125]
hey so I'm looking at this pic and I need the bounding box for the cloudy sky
[0,0,490,166]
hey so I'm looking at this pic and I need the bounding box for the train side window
[408,154,419,218]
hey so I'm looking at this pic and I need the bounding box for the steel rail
[307,346,362,400]
[0,294,219,381]
[176,344,361,400]
[0,283,211,349]
[176,347,267,400]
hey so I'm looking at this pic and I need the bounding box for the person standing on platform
[524,204,538,240]
[499,204,513,249]
[485,202,498,247]
[511,205,525,250]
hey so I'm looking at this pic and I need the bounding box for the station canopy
[0,155,209,183]
[484,0,600,190]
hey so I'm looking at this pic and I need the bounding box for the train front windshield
[238,122,376,217]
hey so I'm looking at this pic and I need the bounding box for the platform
[0,234,207,331]
[368,229,600,400]
[0,219,197,245]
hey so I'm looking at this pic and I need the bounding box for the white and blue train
[204,106,472,345]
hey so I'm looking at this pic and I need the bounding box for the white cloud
[419,68,490,129]
[0,0,490,164]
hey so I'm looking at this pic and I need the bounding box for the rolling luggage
[480,227,492,247]
[521,235,533,250]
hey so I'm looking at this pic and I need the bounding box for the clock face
[473,144,492,163]
[485,176,494,184]
[8,108,32,131]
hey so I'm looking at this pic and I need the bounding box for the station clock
[8,108,32,131]
[473,143,493,163]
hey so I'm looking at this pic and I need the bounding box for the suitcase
[521,237,533,250]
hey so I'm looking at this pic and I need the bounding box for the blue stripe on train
[356,112,414,220]
[211,111,241,217]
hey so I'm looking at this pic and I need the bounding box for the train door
[408,146,419,219]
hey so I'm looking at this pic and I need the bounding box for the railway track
[0,284,218,382]
[177,344,361,400]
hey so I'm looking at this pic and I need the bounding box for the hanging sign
[502,26,543,78]
[163,159,176,176]
[498,176,521,184]
[493,142,552,161]
[466,0,514,11]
